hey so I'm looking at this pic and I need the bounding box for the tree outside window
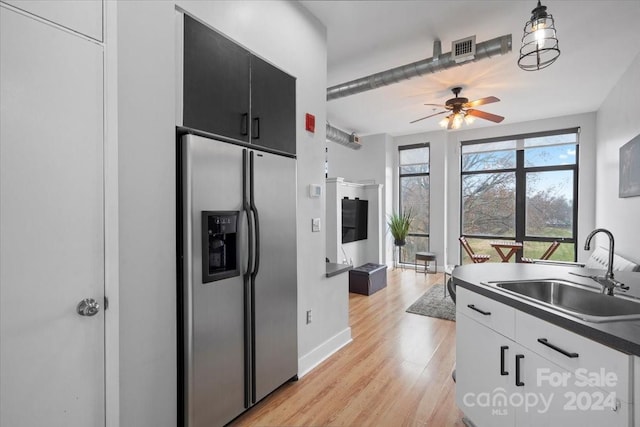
[460,131,578,263]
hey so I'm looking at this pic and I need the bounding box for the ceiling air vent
[452,35,476,63]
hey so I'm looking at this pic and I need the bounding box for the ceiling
[300,1,640,137]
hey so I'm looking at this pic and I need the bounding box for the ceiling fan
[410,86,504,129]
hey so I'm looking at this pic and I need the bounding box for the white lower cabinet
[456,308,517,427]
[456,287,632,427]
[514,344,630,427]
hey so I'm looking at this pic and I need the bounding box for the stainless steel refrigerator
[178,133,298,427]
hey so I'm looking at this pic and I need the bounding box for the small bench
[415,252,437,274]
[349,263,387,295]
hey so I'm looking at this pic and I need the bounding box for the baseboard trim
[298,327,352,378]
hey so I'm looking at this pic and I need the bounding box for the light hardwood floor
[231,267,464,426]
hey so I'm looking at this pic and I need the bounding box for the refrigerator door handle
[243,149,254,276]
[249,151,260,404]
[249,152,260,279]
[242,149,253,408]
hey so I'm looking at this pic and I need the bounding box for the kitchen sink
[485,279,640,323]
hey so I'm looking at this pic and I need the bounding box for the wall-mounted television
[342,197,368,243]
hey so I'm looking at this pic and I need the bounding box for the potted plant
[387,209,413,247]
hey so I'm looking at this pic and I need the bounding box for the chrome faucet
[583,228,627,295]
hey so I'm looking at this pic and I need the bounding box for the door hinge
[104,296,109,310]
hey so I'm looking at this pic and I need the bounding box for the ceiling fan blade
[410,110,447,124]
[464,96,500,108]
[423,103,446,108]
[467,109,504,123]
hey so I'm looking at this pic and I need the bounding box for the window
[460,129,578,263]
[399,144,430,263]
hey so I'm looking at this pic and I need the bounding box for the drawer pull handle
[611,399,620,412]
[537,338,579,358]
[500,345,509,376]
[515,354,525,387]
[467,304,491,316]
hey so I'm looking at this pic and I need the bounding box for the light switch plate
[309,184,322,198]
[312,218,321,232]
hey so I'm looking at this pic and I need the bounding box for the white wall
[118,1,332,425]
[330,65,640,270]
[327,133,391,264]
[393,131,448,270]
[327,133,387,185]
[326,178,383,267]
[340,113,598,271]
[118,4,177,426]
[384,135,396,265]
[595,52,640,264]
[328,131,451,270]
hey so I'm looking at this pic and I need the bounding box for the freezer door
[250,150,298,402]
[182,134,248,427]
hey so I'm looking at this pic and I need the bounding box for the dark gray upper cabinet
[183,15,250,142]
[183,15,296,155]
[250,55,296,155]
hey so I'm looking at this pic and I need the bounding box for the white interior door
[0,6,105,426]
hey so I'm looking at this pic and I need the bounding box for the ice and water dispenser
[202,211,239,283]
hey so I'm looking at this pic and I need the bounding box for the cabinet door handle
[241,113,249,136]
[467,304,491,316]
[252,117,260,140]
[537,338,579,358]
[515,354,524,386]
[500,346,509,376]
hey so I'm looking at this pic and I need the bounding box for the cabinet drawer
[457,287,515,339]
[516,311,632,403]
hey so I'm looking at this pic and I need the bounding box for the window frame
[398,143,430,264]
[459,128,579,262]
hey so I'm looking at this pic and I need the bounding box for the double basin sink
[484,279,640,323]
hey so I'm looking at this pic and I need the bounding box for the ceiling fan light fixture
[464,113,475,125]
[518,0,560,71]
[452,113,464,129]
[411,87,504,129]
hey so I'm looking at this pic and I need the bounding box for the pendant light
[518,1,560,71]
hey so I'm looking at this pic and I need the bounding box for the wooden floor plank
[231,268,463,426]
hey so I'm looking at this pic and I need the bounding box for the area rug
[406,284,456,321]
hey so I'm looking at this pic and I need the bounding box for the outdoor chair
[459,236,491,263]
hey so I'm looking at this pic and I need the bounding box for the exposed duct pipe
[326,123,361,150]
[432,39,442,58]
[326,34,512,101]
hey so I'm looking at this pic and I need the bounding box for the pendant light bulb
[518,1,560,71]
